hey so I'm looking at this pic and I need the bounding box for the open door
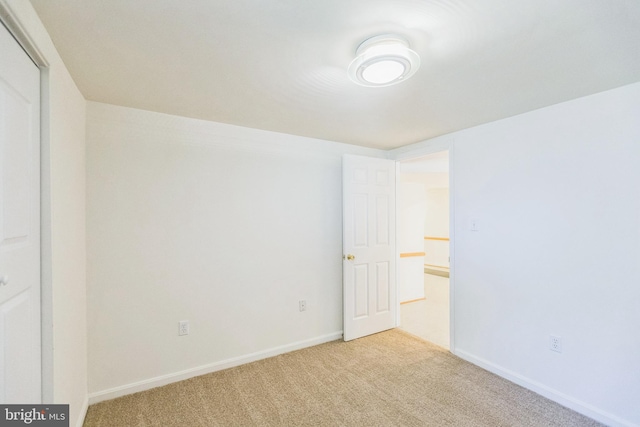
[343,155,396,341]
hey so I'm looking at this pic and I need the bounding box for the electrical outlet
[179,320,189,336]
[550,335,562,353]
[299,300,307,312]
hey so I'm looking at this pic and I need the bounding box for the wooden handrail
[400,297,426,305]
[424,263,449,270]
[399,252,425,258]
[424,236,449,241]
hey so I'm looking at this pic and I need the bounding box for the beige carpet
[84,330,602,427]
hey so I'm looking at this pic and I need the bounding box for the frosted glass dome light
[348,35,420,87]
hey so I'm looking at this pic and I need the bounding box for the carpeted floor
[400,273,450,348]
[84,330,602,426]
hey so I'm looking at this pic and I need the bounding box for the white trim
[0,0,48,66]
[75,395,89,427]
[455,350,637,427]
[394,161,401,327]
[88,331,343,404]
[447,142,456,352]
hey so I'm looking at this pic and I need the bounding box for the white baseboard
[454,349,637,427]
[88,331,343,404]
[76,394,89,427]
[76,396,89,427]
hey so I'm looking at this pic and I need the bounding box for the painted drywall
[424,188,449,238]
[47,52,87,427]
[1,1,88,426]
[401,172,449,190]
[397,181,426,302]
[424,188,450,268]
[392,82,640,426]
[85,102,386,397]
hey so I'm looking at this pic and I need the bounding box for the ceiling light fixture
[348,34,420,87]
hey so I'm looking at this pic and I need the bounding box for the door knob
[346,254,355,261]
[0,275,8,286]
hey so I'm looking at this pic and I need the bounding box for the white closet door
[0,22,41,403]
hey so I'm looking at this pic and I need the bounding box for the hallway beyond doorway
[399,273,450,349]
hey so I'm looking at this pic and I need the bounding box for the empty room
[0,0,639,426]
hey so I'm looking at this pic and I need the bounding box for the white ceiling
[29,0,640,150]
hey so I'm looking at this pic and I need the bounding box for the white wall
[424,188,449,238]
[47,55,87,427]
[424,187,450,267]
[393,82,640,427]
[1,1,88,426]
[85,102,386,399]
[397,181,426,302]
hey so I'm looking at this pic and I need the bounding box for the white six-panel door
[343,155,396,341]
[0,23,41,403]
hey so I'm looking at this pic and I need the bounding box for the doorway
[397,151,450,349]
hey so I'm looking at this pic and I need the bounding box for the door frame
[0,1,53,402]
[390,137,456,352]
